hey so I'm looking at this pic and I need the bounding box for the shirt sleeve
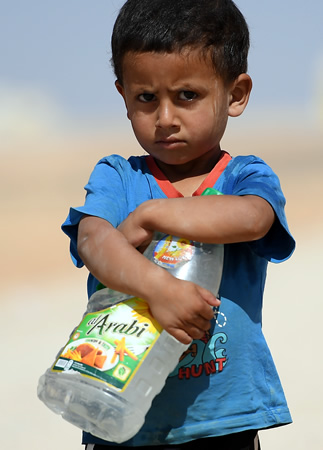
[61,155,130,268]
[227,156,295,263]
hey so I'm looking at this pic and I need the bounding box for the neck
[154,148,223,197]
[155,148,222,184]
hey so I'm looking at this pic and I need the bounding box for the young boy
[62,0,295,448]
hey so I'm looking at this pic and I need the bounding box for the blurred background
[1,0,322,448]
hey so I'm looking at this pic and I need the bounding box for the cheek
[129,113,153,142]
[204,98,228,130]
[187,105,228,146]
[187,109,218,135]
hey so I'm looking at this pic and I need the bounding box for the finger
[167,327,192,345]
[191,316,212,332]
[204,296,221,307]
[178,302,213,326]
[197,287,221,308]
[179,314,212,339]
[185,325,207,340]
[198,303,216,321]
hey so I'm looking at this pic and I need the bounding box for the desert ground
[1,120,322,449]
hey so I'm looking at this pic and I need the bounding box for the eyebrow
[127,81,202,93]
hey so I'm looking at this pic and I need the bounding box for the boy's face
[116,49,238,170]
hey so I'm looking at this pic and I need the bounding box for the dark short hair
[111,0,249,85]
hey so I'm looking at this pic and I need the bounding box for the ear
[228,74,252,117]
[115,80,130,119]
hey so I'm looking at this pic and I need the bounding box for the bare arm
[118,194,275,248]
[77,216,220,344]
[77,194,274,344]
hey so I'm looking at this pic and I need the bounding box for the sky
[1,0,322,139]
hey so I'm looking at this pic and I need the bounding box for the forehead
[120,48,218,86]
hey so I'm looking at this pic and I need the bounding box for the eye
[138,93,156,102]
[179,91,197,101]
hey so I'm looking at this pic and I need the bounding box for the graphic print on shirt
[169,309,228,380]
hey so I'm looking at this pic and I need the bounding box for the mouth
[155,138,186,148]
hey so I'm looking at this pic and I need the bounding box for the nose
[156,100,180,130]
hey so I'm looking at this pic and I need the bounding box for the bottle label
[51,297,163,391]
[153,235,194,269]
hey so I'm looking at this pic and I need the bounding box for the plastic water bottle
[37,188,224,443]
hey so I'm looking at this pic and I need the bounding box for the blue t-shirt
[62,152,295,446]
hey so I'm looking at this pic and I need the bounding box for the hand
[144,274,221,344]
[117,210,153,251]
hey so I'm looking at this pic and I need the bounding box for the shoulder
[95,154,148,173]
[228,154,272,174]
[86,154,150,189]
[225,156,295,262]
[221,154,281,194]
